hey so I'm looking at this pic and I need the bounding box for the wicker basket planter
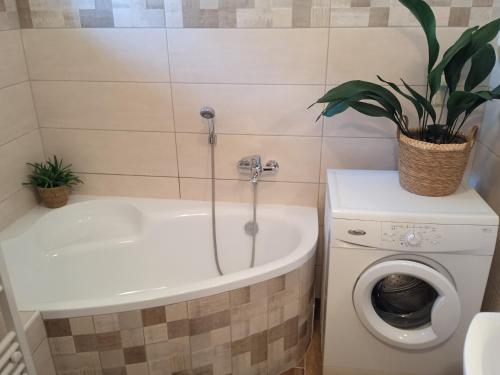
[398,126,478,197]
[37,186,70,208]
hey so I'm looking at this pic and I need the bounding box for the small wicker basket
[37,186,70,208]
[398,126,478,197]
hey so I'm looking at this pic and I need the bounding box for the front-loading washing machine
[321,169,499,375]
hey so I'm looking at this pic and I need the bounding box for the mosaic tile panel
[43,256,316,375]
[0,0,19,30]
[16,0,165,28]
[13,0,500,28]
[165,0,331,28]
[330,0,499,27]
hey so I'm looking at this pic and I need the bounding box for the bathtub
[1,196,317,375]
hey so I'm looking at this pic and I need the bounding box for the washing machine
[321,169,499,375]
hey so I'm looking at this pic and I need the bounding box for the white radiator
[0,247,37,375]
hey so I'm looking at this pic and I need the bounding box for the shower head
[200,106,216,144]
[200,106,215,120]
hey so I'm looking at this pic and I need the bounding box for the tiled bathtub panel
[44,256,316,375]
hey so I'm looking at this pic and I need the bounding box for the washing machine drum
[353,259,461,350]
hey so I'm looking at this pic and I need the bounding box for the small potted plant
[24,156,83,208]
[311,0,500,197]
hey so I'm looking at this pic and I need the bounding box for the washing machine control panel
[381,222,442,249]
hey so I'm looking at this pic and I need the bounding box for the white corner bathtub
[0,196,318,319]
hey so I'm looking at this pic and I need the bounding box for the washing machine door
[353,259,461,349]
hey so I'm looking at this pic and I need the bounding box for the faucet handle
[262,160,279,176]
[237,155,261,171]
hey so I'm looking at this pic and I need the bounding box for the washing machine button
[404,232,422,246]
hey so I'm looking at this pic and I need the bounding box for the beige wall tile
[470,142,500,213]
[69,317,95,335]
[165,303,188,322]
[177,133,321,183]
[0,130,44,202]
[172,83,324,136]
[0,30,28,88]
[167,28,328,84]
[74,174,180,199]
[0,82,38,145]
[93,314,120,334]
[179,178,319,207]
[32,339,57,375]
[41,129,178,177]
[49,336,76,355]
[479,101,500,158]
[327,27,466,85]
[32,81,175,132]
[0,187,38,231]
[320,137,398,182]
[188,293,230,319]
[22,29,170,82]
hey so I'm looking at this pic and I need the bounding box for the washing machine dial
[404,232,422,246]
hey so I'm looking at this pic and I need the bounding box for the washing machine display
[353,258,461,350]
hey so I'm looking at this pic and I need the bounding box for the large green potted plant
[23,156,83,208]
[311,0,500,197]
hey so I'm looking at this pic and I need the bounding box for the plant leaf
[398,0,439,72]
[401,79,437,123]
[428,27,477,99]
[23,155,83,188]
[378,75,424,119]
[444,18,500,93]
[446,89,499,126]
[349,101,399,120]
[315,80,403,115]
[464,44,496,91]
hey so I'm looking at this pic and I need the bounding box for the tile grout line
[38,126,397,139]
[0,126,39,148]
[315,0,334,220]
[15,26,48,160]
[13,25,484,30]
[27,78,432,88]
[163,27,182,200]
[73,172,322,185]
[0,79,29,91]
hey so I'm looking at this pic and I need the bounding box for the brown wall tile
[124,346,147,364]
[230,287,251,307]
[45,319,72,338]
[167,319,190,339]
[74,334,98,353]
[189,310,230,336]
[97,332,123,351]
[449,7,471,26]
[368,7,389,27]
[100,349,125,369]
[103,367,127,375]
[142,307,166,326]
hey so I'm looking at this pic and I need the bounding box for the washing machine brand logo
[348,229,366,236]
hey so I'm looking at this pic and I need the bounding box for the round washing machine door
[353,259,461,350]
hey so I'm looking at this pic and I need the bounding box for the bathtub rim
[0,195,318,319]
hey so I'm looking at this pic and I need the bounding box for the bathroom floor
[281,322,322,375]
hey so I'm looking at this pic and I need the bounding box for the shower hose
[210,141,257,276]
